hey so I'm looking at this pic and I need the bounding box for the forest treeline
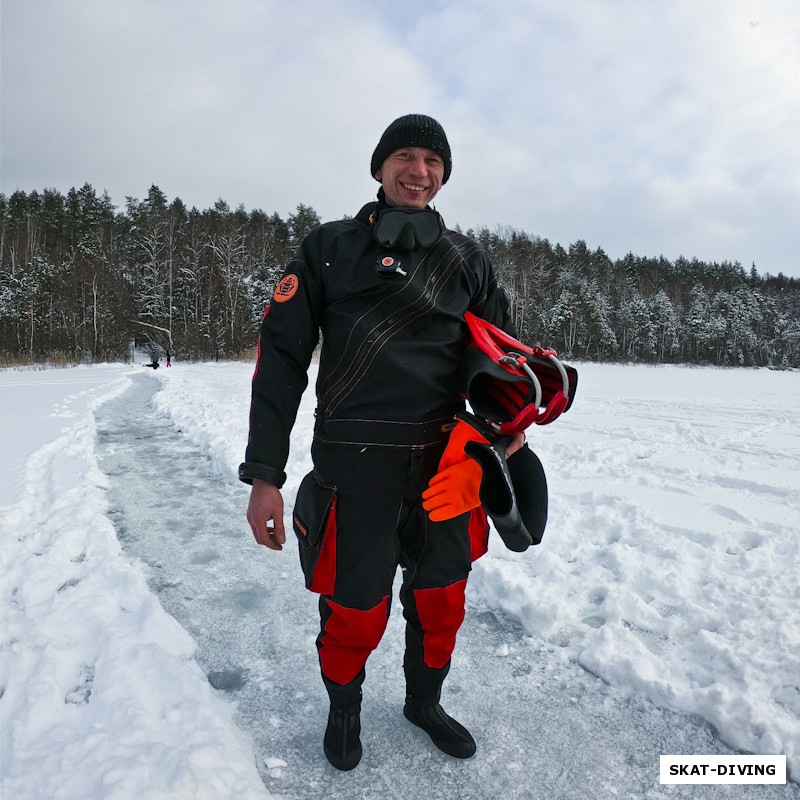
[1,183,798,367]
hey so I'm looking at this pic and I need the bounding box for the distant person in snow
[240,115,550,771]
[144,353,160,369]
[165,350,172,367]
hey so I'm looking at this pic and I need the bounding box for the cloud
[399,0,800,266]
[2,0,443,211]
[2,0,798,275]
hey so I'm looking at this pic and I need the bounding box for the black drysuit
[240,199,516,705]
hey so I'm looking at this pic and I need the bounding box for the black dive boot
[403,696,476,758]
[323,701,362,770]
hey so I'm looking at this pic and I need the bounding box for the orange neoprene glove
[422,418,491,522]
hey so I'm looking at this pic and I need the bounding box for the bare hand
[246,479,286,550]
[505,431,526,458]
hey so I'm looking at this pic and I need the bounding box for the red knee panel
[413,579,467,669]
[310,496,337,595]
[319,596,390,685]
[468,506,489,562]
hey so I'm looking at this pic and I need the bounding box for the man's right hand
[246,479,286,550]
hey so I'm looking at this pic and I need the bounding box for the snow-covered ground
[1,358,798,798]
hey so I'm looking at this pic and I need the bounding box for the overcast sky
[2,0,799,276]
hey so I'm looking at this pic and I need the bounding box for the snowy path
[94,374,797,799]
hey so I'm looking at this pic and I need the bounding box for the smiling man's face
[375,146,445,208]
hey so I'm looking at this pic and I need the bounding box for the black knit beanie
[370,114,452,184]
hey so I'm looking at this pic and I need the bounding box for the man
[241,114,524,770]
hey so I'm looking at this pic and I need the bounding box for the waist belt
[314,413,458,448]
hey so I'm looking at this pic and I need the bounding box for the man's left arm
[468,254,517,338]
[467,255,524,455]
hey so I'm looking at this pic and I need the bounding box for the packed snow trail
[93,374,795,799]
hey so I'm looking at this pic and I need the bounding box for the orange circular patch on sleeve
[273,273,299,302]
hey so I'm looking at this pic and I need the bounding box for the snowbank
[1,366,270,799]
